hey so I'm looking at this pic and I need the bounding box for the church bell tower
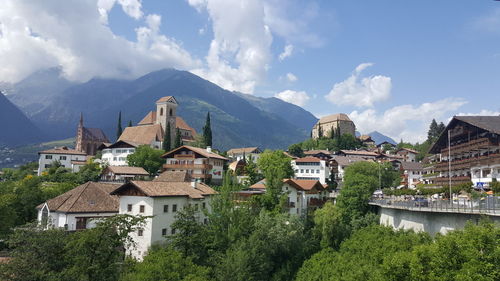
[155,96,178,146]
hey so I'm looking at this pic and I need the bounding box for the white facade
[233,152,260,162]
[101,147,136,166]
[37,203,116,231]
[404,170,423,189]
[292,159,329,184]
[471,164,500,188]
[37,151,87,176]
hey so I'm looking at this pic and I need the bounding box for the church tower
[155,96,178,146]
[75,113,84,152]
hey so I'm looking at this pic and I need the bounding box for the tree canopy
[126,145,165,176]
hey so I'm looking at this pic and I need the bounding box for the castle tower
[155,96,178,146]
[75,113,84,152]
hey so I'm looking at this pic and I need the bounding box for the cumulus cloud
[0,0,199,83]
[286,72,297,82]
[279,44,293,61]
[349,98,468,143]
[275,89,310,107]
[325,63,391,108]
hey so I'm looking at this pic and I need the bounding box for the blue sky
[1,0,499,142]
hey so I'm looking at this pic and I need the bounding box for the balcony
[433,176,471,186]
[174,154,195,159]
[163,163,213,170]
[434,153,500,172]
[440,137,495,155]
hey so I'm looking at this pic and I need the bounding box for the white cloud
[279,44,293,61]
[97,0,143,24]
[349,98,468,143]
[472,7,500,35]
[325,63,391,108]
[275,89,309,107]
[286,72,297,82]
[0,0,200,83]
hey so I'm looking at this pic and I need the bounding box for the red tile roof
[39,146,87,156]
[111,180,216,199]
[162,145,228,160]
[295,156,321,163]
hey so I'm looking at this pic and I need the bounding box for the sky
[1,0,500,143]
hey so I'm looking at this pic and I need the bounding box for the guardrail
[370,197,500,215]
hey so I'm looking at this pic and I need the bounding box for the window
[139,205,145,213]
[195,203,199,211]
[162,228,167,236]
[204,218,208,224]
[316,169,320,174]
[202,202,206,209]
[172,204,177,212]
[163,205,169,213]
[171,228,176,235]
[160,108,164,116]
[127,204,132,212]
[45,155,52,159]
[138,229,143,236]
[300,169,304,173]
[306,169,309,173]
[59,156,67,160]
[113,157,117,161]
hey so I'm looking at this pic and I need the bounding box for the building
[359,135,376,147]
[292,156,330,184]
[303,150,333,161]
[100,140,138,166]
[227,147,262,162]
[100,166,149,182]
[37,182,119,230]
[400,162,423,189]
[428,116,500,188]
[311,113,356,139]
[336,149,378,159]
[75,114,110,156]
[37,146,88,176]
[110,171,216,259]
[395,148,419,162]
[161,145,229,184]
[330,156,372,187]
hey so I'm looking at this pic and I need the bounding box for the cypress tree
[163,122,171,151]
[318,123,323,138]
[174,128,183,148]
[116,111,123,140]
[128,120,133,127]
[203,112,212,147]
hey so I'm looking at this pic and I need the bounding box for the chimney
[206,146,212,153]
[191,180,197,189]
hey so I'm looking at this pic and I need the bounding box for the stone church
[311,113,356,139]
[75,114,110,156]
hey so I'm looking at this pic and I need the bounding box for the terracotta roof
[317,113,352,124]
[295,156,322,163]
[138,111,195,137]
[118,124,163,146]
[284,179,325,191]
[339,150,379,157]
[162,145,229,160]
[250,179,267,189]
[37,182,119,213]
[304,150,331,155]
[111,180,216,199]
[39,146,87,156]
[154,171,191,182]
[401,162,423,171]
[156,96,177,103]
[227,147,260,155]
[331,156,370,167]
[103,140,139,149]
[228,160,246,171]
[104,166,149,175]
[283,151,298,159]
[138,111,156,125]
[83,127,109,142]
[396,148,419,154]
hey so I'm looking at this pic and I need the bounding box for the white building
[292,156,329,184]
[162,145,229,185]
[395,148,419,163]
[36,182,119,230]
[100,140,138,166]
[110,171,217,259]
[37,146,88,176]
[226,147,262,162]
[471,164,500,189]
[400,162,424,189]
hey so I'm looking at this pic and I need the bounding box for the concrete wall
[378,206,500,236]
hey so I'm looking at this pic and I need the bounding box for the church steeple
[79,112,83,128]
[76,113,84,152]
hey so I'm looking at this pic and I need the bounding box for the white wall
[101,148,135,166]
[38,153,87,176]
[292,160,329,184]
[37,206,116,231]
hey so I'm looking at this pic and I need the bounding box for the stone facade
[75,114,109,156]
[311,113,356,139]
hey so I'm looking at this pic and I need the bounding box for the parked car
[414,197,428,207]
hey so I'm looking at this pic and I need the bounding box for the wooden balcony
[174,154,195,159]
[163,163,213,170]
[433,176,471,186]
[434,153,500,172]
[440,138,497,155]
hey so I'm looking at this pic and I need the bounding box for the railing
[434,153,500,171]
[370,197,500,215]
[174,154,195,159]
[163,163,212,169]
[440,138,493,155]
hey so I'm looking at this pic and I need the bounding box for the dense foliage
[126,145,165,175]
[289,133,363,153]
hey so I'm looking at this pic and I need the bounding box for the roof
[154,171,191,182]
[102,140,139,149]
[39,146,87,156]
[295,156,322,163]
[396,148,419,154]
[250,179,267,189]
[37,182,119,213]
[401,162,423,171]
[331,156,370,167]
[304,150,331,156]
[104,166,149,175]
[176,116,196,134]
[162,145,229,161]
[71,160,88,165]
[377,141,396,147]
[156,96,177,104]
[316,113,352,124]
[228,160,246,171]
[138,111,156,125]
[137,111,196,137]
[83,127,109,142]
[227,147,261,155]
[118,124,163,146]
[111,180,216,199]
[283,151,298,159]
[283,179,325,191]
[339,150,379,157]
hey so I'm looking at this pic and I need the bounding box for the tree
[243,155,263,186]
[126,145,165,176]
[202,112,212,147]
[174,128,182,149]
[317,123,323,138]
[163,122,171,151]
[257,150,294,211]
[127,120,132,127]
[288,143,304,158]
[116,111,123,140]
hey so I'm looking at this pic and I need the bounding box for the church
[75,114,110,156]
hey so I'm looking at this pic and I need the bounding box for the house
[227,147,262,162]
[248,179,327,215]
[395,148,419,162]
[99,140,138,166]
[37,146,88,176]
[100,166,149,182]
[311,113,356,139]
[37,182,119,230]
[303,150,333,161]
[330,156,371,187]
[377,141,396,150]
[161,145,229,184]
[428,116,500,188]
[400,162,424,189]
[110,171,216,259]
[336,149,378,159]
[75,114,110,156]
[292,156,330,184]
[359,135,375,147]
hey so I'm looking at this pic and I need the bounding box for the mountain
[368,131,397,145]
[25,69,317,150]
[0,92,44,146]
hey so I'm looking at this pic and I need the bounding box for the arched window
[160,108,164,116]
[169,108,173,116]
[41,205,49,227]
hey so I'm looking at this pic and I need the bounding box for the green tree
[127,145,165,176]
[257,150,294,211]
[288,143,304,158]
[163,122,171,151]
[317,123,323,138]
[117,111,123,140]
[202,112,212,147]
[174,128,183,149]
[243,155,263,186]
[169,206,208,264]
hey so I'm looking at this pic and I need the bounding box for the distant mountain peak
[367,131,397,145]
